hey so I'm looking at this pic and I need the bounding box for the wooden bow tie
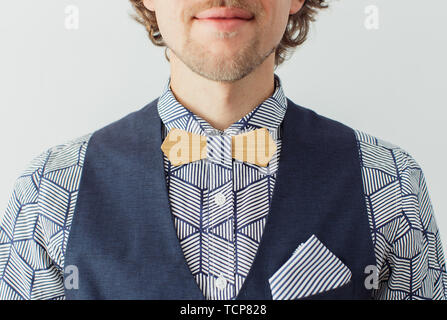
[161,128,277,167]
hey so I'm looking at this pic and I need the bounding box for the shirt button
[215,275,227,290]
[214,192,226,206]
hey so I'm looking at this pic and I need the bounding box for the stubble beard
[169,31,276,83]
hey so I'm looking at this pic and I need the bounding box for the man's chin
[189,63,252,82]
[172,41,267,82]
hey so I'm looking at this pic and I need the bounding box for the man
[0,0,445,300]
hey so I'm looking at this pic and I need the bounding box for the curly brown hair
[128,0,328,67]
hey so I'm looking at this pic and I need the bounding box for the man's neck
[169,53,276,131]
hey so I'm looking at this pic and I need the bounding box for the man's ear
[290,0,305,15]
[142,0,155,11]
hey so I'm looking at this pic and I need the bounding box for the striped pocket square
[268,234,352,300]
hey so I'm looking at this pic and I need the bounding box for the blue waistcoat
[64,98,376,299]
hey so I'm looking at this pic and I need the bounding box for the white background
[1,0,446,251]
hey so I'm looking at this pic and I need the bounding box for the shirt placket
[204,129,236,299]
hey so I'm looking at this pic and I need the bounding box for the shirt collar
[157,74,288,136]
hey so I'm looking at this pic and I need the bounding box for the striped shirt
[157,74,286,299]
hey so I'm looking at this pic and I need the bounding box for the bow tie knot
[161,128,277,167]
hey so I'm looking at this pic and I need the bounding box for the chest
[63,101,377,299]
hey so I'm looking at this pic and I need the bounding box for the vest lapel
[235,99,375,299]
[65,99,205,299]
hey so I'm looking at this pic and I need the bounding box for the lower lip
[194,18,253,32]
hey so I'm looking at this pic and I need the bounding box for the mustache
[186,0,263,18]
